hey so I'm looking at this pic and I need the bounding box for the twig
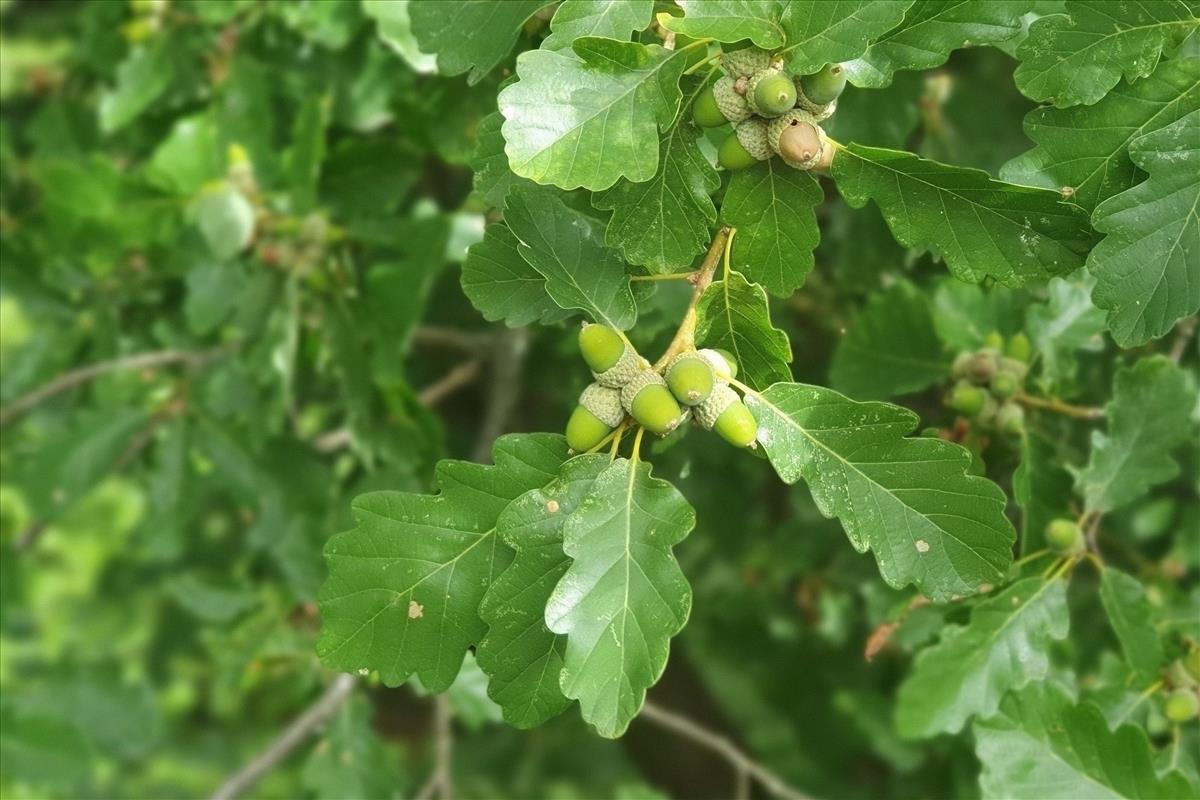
[1013,393,1104,421]
[653,226,732,370]
[210,673,356,800]
[414,695,455,800]
[0,347,227,427]
[639,701,812,800]
[472,328,528,464]
[418,359,484,408]
[1169,316,1197,363]
[410,326,489,354]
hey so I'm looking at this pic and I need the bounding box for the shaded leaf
[460,223,570,328]
[746,383,1015,601]
[832,144,1094,286]
[409,0,552,85]
[1099,567,1165,679]
[471,111,529,210]
[193,185,255,261]
[317,434,569,691]
[720,159,823,297]
[1013,0,1199,108]
[896,577,1069,738]
[1013,427,1075,554]
[1024,275,1106,391]
[695,269,793,389]
[302,695,404,800]
[780,1,915,75]
[931,280,1027,350]
[546,457,696,737]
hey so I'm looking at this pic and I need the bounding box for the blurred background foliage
[0,2,1195,799]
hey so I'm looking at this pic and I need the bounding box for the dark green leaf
[461,223,570,327]
[409,0,552,85]
[695,269,793,389]
[1099,567,1165,679]
[781,1,914,74]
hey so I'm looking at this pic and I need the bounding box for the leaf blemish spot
[408,600,424,619]
[546,499,560,513]
[915,539,930,553]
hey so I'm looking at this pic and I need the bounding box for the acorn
[711,75,752,124]
[990,371,1019,399]
[959,349,999,383]
[1005,332,1032,363]
[998,356,1029,381]
[579,323,644,388]
[698,348,737,380]
[746,68,796,117]
[665,352,715,406]
[696,383,757,448]
[767,110,825,169]
[692,85,728,128]
[1186,649,1200,684]
[718,118,771,170]
[799,63,847,105]
[1164,689,1199,723]
[1167,658,1199,690]
[995,401,1025,435]
[1045,518,1083,554]
[565,383,625,452]
[983,331,1005,350]
[720,46,772,79]
[947,380,986,416]
[621,370,684,435]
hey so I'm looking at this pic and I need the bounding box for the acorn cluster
[692,46,845,172]
[944,332,1031,436]
[1164,649,1200,724]
[565,324,758,452]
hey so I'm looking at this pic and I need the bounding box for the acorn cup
[621,370,684,435]
[695,383,758,448]
[767,110,826,169]
[565,383,625,452]
[746,68,796,117]
[720,46,772,79]
[719,118,771,170]
[579,323,644,388]
[665,352,715,406]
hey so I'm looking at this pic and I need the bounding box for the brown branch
[418,359,484,407]
[472,328,529,464]
[639,701,813,800]
[410,326,490,354]
[1014,393,1105,421]
[0,347,227,428]
[209,674,356,800]
[653,226,732,370]
[1169,316,1197,363]
[414,695,455,800]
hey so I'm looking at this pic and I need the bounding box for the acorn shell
[767,110,825,169]
[695,383,738,430]
[721,47,772,78]
[593,345,645,389]
[712,75,752,123]
[579,383,625,428]
[734,118,772,162]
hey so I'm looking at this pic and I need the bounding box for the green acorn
[963,349,999,383]
[990,371,1019,399]
[1045,518,1083,554]
[695,384,758,447]
[665,352,715,406]
[1005,332,1032,362]
[1167,658,1199,690]
[947,380,986,416]
[718,118,771,170]
[799,63,847,105]
[712,75,752,123]
[746,68,796,117]
[1164,689,1199,723]
[621,370,684,435]
[767,110,825,169]
[698,348,737,380]
[983,331,1005,350]
[692,85,727,128]
[565,383,624,452]
[579,323,644,388]
[998,356,1029,382]
[720,46,772,79]
[996,401,1025,435]
[1186,649,1200,684]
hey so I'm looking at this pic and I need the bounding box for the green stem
[632,272,696,282]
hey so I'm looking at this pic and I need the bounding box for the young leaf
[720,159,823,297]
[593,118,720,273]
[1077,356,1196,514]
[545,457,696,738]
[694,270,793,390]
[1013,429,1075,554]
[409,0,553,85]
[1013,0,1199,108]
[1087,110,1200,346]
[317,434,570,692]
[841,0,1025,88]
[895,577,1070,739]
[477,456,609,729]
[1099,568,1165,679]
[661,0,786,48]
[542,0,655,51]
[780,1,914,75]
[830,281,950,400]
[1024,276,1106,391]
[498,39,688,191]
[832,144,1094,287]
[461,223,570,328]
[504,185,638,330]
[931,280,1026,351]
[1002,59,1200,214]
[746,383,1016,601]
[974,683,1194,799]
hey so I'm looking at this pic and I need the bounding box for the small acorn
[720,46,772,79]
[696,383,758,447]
[947,380,987,416]
[718,118,771,170]
[998,356,1029,381]
[692,85,728,128]
[995,401,1025,435]
[983,331,1005,351]
[579,323,643,388]
[1164,688,1199,723]
[621,370,684,435]
[1186,649,1200,684]
[698,348,737,380]
[1045,518,1084,554]
[964,349,1000,383]
[799,63,847,105]
[990,371,1019,399]
[1005,332,1032,363]
[711,75,752,124]
[665,352,715,406]
[767,110,825,169]
[747,68,796,117]
[565,383,625,452]
[1167,658,1199,690]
